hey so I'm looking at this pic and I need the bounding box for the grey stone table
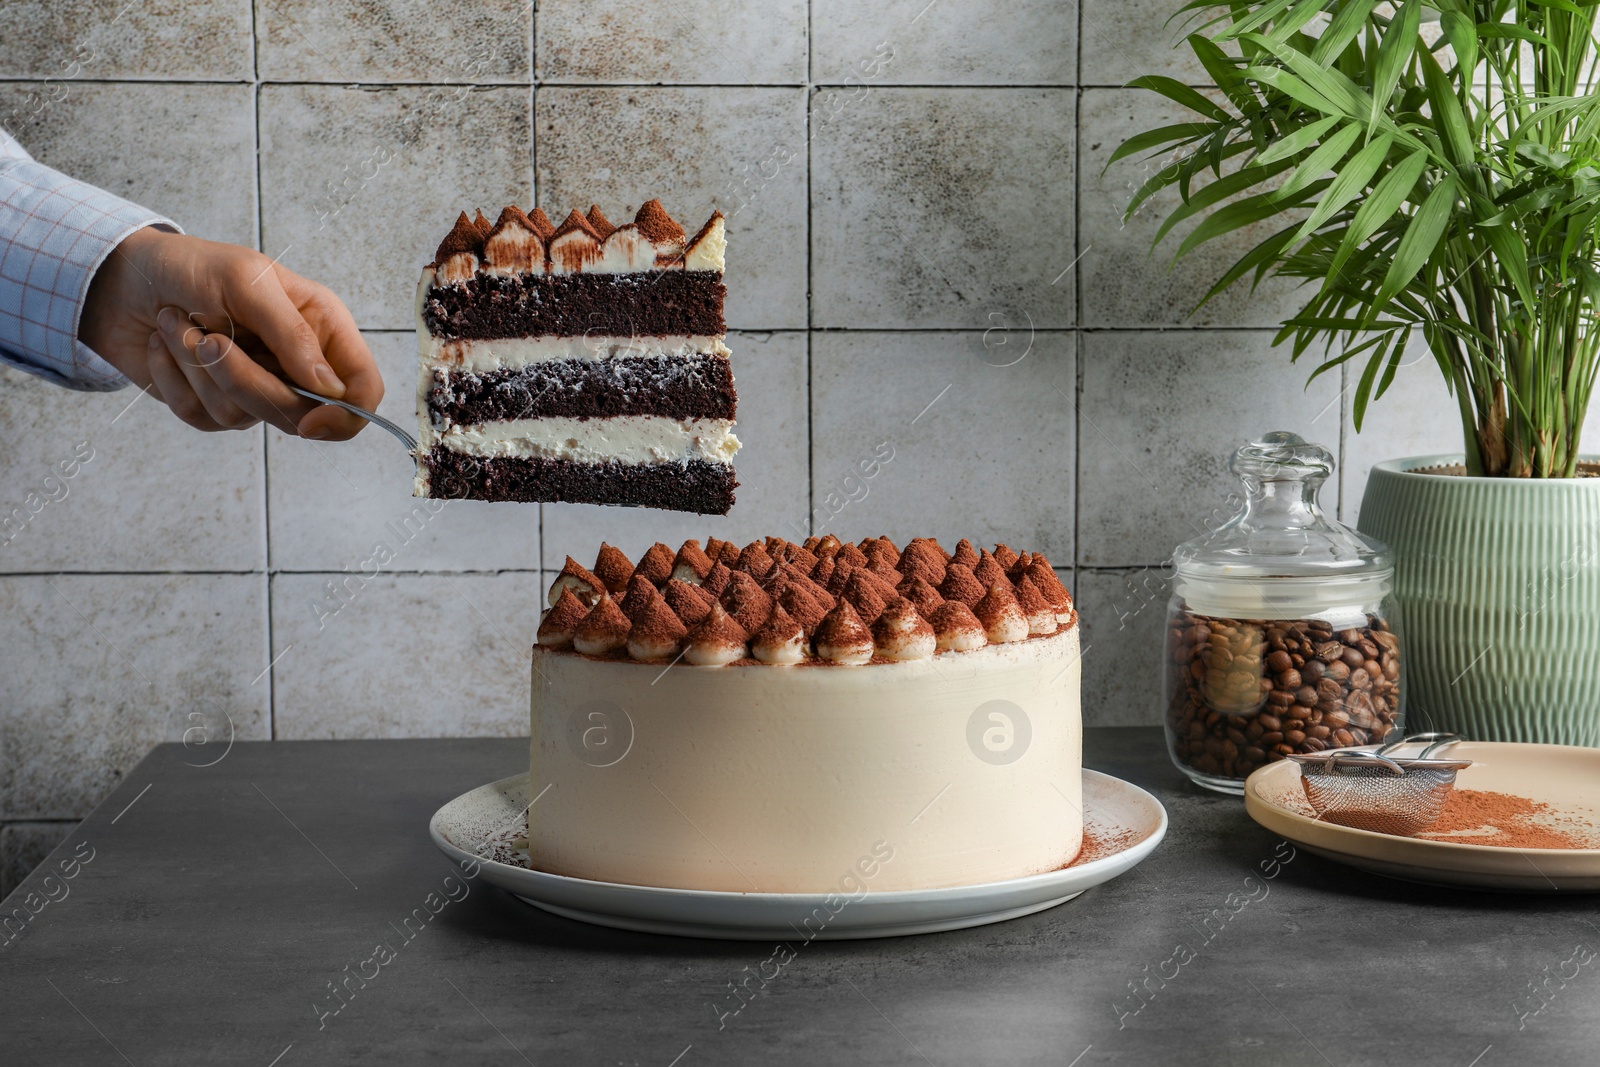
[2,728,1596,1066]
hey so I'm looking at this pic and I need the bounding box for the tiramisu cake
[414,201,738,513]
[530,535,1083,893]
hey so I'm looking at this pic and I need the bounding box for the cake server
[1287,732,1472,836]
[286,384,417,456]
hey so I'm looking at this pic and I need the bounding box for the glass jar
[1164,431,1403,794]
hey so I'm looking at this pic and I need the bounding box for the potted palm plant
[1116,0,1600,745]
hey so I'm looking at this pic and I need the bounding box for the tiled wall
[0,0,1547,892]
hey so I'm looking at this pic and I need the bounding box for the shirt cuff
[0,157,182,392]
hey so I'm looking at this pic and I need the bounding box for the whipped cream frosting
[423,416,740,467]
[415,322,730,375]
[529,624,1083,892]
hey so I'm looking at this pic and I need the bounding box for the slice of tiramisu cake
[414,200,738,514]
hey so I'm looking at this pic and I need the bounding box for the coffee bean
[1167,609,1402,784]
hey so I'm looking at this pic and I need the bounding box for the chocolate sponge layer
[422,270,725,340]
[421,451,737,514]
[427,355,736,426]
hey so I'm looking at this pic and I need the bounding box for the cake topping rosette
[573,594,630,656]
[619,573,660,623]
[938,563,986,608]
[950,538,979,569]
[777,583,830,634]
[719,571,772,633]
[872,597,936,661]
[928,600,987,652]
[751,605,807,665]
[663,579,714,626]
[1024,559,1076,623]
[627,588,688,661]
[813,601,875,665]
[537,587,589,649]
[634,542,676,586]
[533,536,1075,666]
[683,602,747,666]
[1014,576,1059,636]
[898,575,945,617]
[700,560,733,598]
[670,540,714,583]
[591,542,635,593]
[841,571,889,626]
[974,550,1012,591]
[550,556,604,607]
[975,584,1029,644]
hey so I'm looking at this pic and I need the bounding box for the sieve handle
[1376,731,1461,760]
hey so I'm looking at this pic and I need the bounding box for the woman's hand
[78,227,384,439]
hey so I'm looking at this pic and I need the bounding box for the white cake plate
[429,768,1167,940]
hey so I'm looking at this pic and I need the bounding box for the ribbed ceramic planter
[1358,455,1600,746]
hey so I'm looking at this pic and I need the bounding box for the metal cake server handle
[285,384,418,455]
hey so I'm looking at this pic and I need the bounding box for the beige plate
[1244,741,1600,893]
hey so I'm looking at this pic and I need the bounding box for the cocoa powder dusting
[1068,825,1142,867]
[1416,788,1600,849]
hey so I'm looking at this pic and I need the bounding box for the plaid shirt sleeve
[0,125,181,391]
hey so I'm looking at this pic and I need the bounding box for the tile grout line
[1074,0,1084,572]
[0,76,1179,90]
[805,0,815,537]
[352,325,1291,335]
[250,0,277,741]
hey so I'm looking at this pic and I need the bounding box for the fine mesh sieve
[1288,732,1472,836]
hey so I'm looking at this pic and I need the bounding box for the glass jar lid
[1173,431,1391,617]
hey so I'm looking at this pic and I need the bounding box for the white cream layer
[529,627,1083,893]
[419,334,730,374]
[423,416,740,467]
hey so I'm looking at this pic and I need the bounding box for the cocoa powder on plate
[1416,789,1600,849]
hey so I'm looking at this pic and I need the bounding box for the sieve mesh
[1298,764,1461,836]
